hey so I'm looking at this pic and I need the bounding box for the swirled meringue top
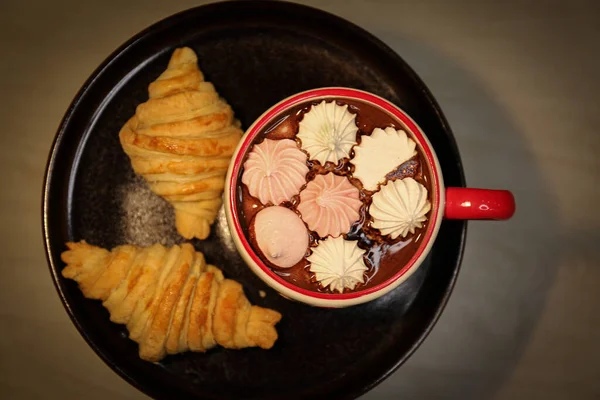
[297,173,361,238]
[370,177,431,239]
[307,236,367,293]
[297,101,358,165]
[242,138,308,205]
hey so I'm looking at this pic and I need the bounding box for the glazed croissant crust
[61,241,281,362]
[119,47,243,240]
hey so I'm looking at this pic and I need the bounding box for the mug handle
[444,188,515,220]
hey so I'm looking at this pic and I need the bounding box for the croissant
[119,47,243,240]
[61,241,282,362]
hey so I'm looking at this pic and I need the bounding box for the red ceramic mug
[225,88,515,307]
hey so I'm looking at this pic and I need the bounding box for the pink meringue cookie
[297,173,362,238]
[242,138,308,205]
[253,206,309,269]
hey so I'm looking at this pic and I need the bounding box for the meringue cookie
[370,177,431,239]
[307,237,367,293]
[297,173,362,238]
[297,101,358,165]
[253,206,309,268]
[242,139,308,205]
[352,127,417,191]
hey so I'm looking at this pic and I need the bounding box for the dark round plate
[43,1,466,399]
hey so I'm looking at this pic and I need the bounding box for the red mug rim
[228,88,442,300]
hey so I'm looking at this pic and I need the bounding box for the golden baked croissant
[61,241,281,362]
[119,47,243,240]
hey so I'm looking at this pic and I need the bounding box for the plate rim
[42,1,467,398]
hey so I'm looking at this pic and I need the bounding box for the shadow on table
[363,31,565,400]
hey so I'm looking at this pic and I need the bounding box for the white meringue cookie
[297,101,358,165]
[352,127,417,191]
[307,236,367,293]
[370,177,431,239]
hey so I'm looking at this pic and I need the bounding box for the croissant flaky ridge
[61,241,282,362]
[119,47,243,240]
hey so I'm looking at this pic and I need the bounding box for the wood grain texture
[1,0,598,399]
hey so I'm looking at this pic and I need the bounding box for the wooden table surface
[1,0,599,398]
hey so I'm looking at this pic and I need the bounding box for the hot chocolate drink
[235,98,433,294]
